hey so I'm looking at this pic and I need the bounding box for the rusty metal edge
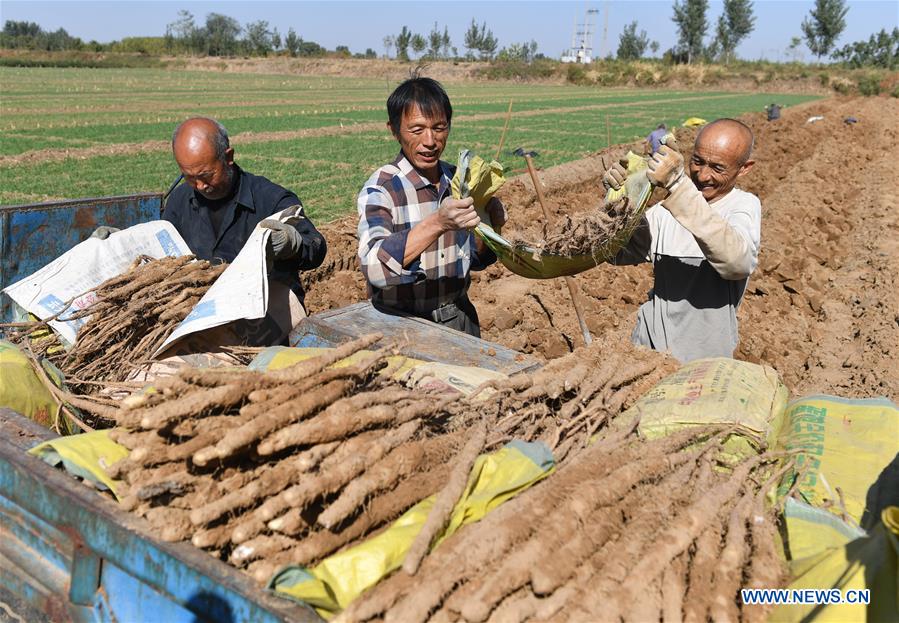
[0,193,163,213]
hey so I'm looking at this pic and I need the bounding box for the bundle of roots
[2,255,226,395]
[340,425,791,623]
[106,334,477,584]
[457,336,679,464]
[509,196,640,257]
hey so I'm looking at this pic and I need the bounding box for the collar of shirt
[393,151,453,196]
[188,165,257,213]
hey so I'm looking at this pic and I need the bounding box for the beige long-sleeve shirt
[614,180,761,362]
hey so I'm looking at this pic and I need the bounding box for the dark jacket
[163,166,326,303]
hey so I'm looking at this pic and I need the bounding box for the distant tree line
[622,0,887,68]
[1,3,893,70]
[1,20,91,51]
[164,11,337,58]
[382,20,546,64]
[0,11,358,59]
[831,28,899,69]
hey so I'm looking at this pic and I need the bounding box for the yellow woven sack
[28,430,130,499]
[770,502,898,623]
[472,151,653,279]
[0,340,73,434]
[621,357,789,458]
[250,347,505,397]
[773,395,898,526]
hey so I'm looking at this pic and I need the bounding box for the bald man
[162,117,326,307]
[604,118,760,362]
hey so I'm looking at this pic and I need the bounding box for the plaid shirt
[357,151,496,317]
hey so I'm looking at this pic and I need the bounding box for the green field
[0,67,819,221]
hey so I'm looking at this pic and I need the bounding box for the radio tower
[600,2,609,59]
[562,4,599,64]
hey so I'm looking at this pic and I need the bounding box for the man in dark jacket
[162,116,326,307]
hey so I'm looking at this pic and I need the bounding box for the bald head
[172,117,230,162]
[172,117,236,201]
[688,118,756,202]
[695,118,754,165]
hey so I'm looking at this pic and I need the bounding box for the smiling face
[173,120,235,201]
[390,104,449,183]
[688,122,755,203]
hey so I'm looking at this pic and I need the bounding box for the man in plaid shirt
[356,77,506,337]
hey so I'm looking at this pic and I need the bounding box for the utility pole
[600,2,609,59]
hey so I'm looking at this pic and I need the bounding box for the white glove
[261,220,302,259]
[90,226,120,240]
[602,159,628,191]
[646,138,685,190]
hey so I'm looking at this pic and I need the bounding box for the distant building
[561,6,599,64]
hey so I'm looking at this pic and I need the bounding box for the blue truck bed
[0,408,320,623]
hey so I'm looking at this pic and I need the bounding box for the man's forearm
[663,181,754,280]
[403,213,445,266]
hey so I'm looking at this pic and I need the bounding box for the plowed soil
[304,96,899,400]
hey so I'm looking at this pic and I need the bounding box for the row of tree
[2,2,893,69]
[0,13,352,59]
[1,20,86,51]
[831,28,899,70]
[164,11,342,58]
[663,0,859,65]
[384,20,505,62]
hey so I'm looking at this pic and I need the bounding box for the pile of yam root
[102,330,789,621]
[2,255,225,396]
[344,427,789,623]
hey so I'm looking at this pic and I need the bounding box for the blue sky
[1,0,896,61]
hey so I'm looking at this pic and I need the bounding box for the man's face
[174,140,235,201]
[391,104,449,178]
[688,131,752,202]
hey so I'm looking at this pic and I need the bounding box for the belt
[430,301,461,323]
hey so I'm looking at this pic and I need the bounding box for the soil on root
[509,196,636,257]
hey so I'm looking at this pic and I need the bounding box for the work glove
[601,158,629,192]
[646,137,685,190]
[261,219,303,259]
[90,226,120,240]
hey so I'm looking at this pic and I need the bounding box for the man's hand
[602,158,629,192]
[437,197,480,231]
[647,142,685,190]
[261,219,303,259]
[486,197,507,231]
[90,226,120,240]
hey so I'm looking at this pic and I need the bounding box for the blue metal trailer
[0,408,321,623]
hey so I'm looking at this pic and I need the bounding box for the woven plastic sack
[770,501,898,623]
[0,340,74,434]
[249,346,505,397]
[621,357,789,458]
[28,430,129,499]
[773,395,898,526]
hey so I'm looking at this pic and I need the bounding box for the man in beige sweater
[604,118,760,362]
